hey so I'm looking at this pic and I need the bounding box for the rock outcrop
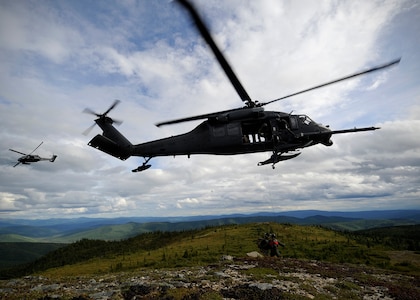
[1,257,419,299]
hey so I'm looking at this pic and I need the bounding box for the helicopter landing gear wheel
[132,157,153,172]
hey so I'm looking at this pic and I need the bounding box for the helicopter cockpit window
[299,115,312,126]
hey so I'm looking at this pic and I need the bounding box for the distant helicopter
[9,142,57,167]
[84,0,400,172]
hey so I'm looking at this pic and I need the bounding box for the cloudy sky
[0,0,419,220]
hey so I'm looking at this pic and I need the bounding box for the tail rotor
[83,99,123,135]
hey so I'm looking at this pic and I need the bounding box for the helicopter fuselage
[19,155,42,164]
[88,110,335,163]
[17,155,57,164]
[132,112,332,157]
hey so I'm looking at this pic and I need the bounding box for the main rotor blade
[177,0,253,104]
[29,141,43,155]
[156,106,264,127]
[9,149,27,155]
[156,107,244,127]
[261,57,401,106]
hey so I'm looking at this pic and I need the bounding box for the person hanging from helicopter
[270,119,282,145]
[258,122,270,141]
[279,118,290,132]
[276,117,295,142]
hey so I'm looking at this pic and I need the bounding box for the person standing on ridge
[269,234,285,257]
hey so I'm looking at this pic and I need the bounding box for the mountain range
[1,209,419,243]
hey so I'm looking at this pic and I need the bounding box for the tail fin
[50,155,57,162]
[87,116,133,160]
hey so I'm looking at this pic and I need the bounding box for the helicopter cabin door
[241,120,271,144]
[288,115,299,130]
[210,122,243,149]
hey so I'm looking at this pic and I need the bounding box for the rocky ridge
[1,255,419,299]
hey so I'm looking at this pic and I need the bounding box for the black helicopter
[9,142,57,167]
[84,0,400,172]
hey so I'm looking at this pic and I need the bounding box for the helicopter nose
[319,125,333,146]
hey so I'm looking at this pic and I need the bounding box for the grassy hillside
[3,222,419,280]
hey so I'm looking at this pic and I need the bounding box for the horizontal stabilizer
[88,134,131,160]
